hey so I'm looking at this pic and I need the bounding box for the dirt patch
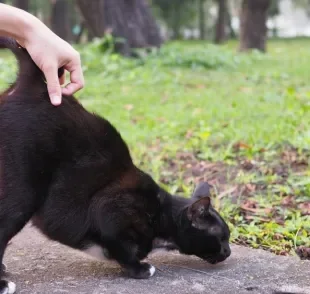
[161,145,310,215]
[158,144,310,255]
[161,147,310,204]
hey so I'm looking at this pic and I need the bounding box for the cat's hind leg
[0,186,38,294]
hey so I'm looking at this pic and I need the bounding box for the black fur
[0,37,231,293]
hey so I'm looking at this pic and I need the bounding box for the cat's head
[174,182,231,264]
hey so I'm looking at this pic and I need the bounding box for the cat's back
[0,92,132,171]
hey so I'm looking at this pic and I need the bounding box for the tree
[214,0,227,44]
[227,7,236,39]
[268,0,280,37]
[295,0,310,16]
[198,0,206,40]
[171,1,182,39]
[13,0,29,10]
[76,0,162,55]
[50,0,72,42]
[239,0,271,52]
[153,0,197,40]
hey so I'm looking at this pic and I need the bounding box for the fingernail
[51,96,61,106]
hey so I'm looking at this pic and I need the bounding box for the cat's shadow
[8,250,233,283]
[148,250,233,273]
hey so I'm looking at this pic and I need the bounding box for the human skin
[0,4,84,106]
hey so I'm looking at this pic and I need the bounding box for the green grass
[0,38,309,257]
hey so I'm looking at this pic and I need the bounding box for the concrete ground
[3,225,310,294]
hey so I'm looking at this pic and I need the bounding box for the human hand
[21,27,84,106]
[0,4,84,106]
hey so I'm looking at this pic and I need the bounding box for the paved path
[3,225,310,294]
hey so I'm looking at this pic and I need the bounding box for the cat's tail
[0,37,63,92]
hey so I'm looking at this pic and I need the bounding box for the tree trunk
[171,2,182,40]
[214,0,227,44]
[51,0,72,42]
[76,0,162,56]
[75,21,86,43]
[227,8,236,39]
[13,0,29,10]
[239,0,271,52]
[198,0,205,40]
[76,0,105,37]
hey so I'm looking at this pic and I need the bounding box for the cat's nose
[221,246,231,257]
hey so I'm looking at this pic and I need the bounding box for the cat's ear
[192,182,212,200]
[187,196,211,229]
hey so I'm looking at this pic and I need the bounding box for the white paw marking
[7,282,16,294]
[149,265,156,277]
[82,244,108,261]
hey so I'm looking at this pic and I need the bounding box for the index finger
[44,64,62,105]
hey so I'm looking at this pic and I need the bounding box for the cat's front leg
[105,240,155,279]
[124,261,155,279]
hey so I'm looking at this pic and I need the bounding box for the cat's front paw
[127,262,156,279]
[0,280,16,294]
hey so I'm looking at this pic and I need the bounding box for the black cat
[0,37,231,294]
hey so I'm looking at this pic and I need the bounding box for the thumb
[44,65,62,106]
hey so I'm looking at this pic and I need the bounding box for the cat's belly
[82,244,112,261]
[32,215,110,261]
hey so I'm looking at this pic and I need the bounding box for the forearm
[0,4,47,46]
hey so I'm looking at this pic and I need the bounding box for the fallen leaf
[193,108,202,115]
[273,233,283,240]
[295,246,310,260]
[241,160,255,170]
[161,95,169,103]
[240,199,258,213]
[245,183,256,192]
[244,215,270,222]
[240,87,252,93]
[298,202,310,215]
[184,83,205,89]
[281,196,295,206]
[233,141,251,152]
[185,130,193,139]
[124,104,134,111]
[156,117,166,122]
[218,186,238,199]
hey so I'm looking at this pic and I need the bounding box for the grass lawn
[0,38,309,257]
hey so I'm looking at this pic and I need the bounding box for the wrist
[0,4,46,48]
[17,14,42,48]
